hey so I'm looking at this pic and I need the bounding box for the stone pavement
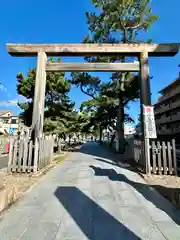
[0,155,8,170]
[0,142,180,239]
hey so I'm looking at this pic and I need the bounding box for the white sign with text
[143,105,157,139]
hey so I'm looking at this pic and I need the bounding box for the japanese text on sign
[143,105,157,139]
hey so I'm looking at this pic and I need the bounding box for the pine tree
[81,0,158,152]
[16,59,76,135]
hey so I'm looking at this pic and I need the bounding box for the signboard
[143,105,157,139]
[9,128,15,136]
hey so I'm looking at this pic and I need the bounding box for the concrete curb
[0,186,15,213]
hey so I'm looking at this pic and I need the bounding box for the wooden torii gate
[6,43,179,173]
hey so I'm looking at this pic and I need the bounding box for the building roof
[0,110,15,117]
[158,75,180,94]
[0,110,11,116]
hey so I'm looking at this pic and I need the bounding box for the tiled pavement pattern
[0,142,180,239]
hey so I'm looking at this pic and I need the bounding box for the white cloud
[0,96,30,107]
[0,82,30,107]
[0,84,8,93]
[0,84,11,98]
[0,99,18,107]
[16,95,28,102]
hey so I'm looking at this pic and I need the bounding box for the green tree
[71,72,101,99]
[16,59,75,136]
[81,0,158,152]
[80,80,136,141]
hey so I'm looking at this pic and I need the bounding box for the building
[0,110,20,135]
[124,124,136,136]
[154,74,180,138]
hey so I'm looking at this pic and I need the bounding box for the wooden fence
[8,133,54,173]
[128,139,177,175]
[149,139,177,175]
[104,136,177,175]
[126,138,145,168]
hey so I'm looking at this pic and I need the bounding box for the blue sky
[0,0,179,124]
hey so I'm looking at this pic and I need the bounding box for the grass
[54,152,69,164]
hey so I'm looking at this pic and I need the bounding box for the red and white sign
[143,105,157,139]
[145,106,152,113]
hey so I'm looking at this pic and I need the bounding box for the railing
[156,113,180,125]
[171,99,180,109]
[156,116,171,124]
[155,99,180,115]
[157,129,172,135]
[154,105,170,115]
[170,114,180,122]
[158,85,180,103]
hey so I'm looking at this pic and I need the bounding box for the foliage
[16,59,76,136]
[73,0,158,142]
[85,0,158,43]
[71,72,101,99]
[15,1,158,141]
[80,82,135,134]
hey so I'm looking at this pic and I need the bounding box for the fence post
[28,141,33,172]
[172,139,177,175]
[7,138,14,173]
[144,138,151,175]
[51,135,54,161]
[167,141,173,175]
[33,138,39,173]
[58,138,61,153]
[162,141,167,175]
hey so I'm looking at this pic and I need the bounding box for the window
[11,119,17,124]
[4,119,9,123]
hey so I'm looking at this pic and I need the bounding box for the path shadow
[95,157,120,167]
[78,142,114,158]
[89,165,180,227]
[76,142,125,166]
[55,187,140,239]
[75,142,143,174]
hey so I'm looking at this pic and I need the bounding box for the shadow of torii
[55,187,141,239]
[90,165,180,227]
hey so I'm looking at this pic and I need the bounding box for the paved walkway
[0,142,180,239]
[0,155,8,170]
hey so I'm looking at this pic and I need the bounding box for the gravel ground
[1,152,68,204]
[4,175,38,201]
[143,174,180,208]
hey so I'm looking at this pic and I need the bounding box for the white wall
[124,125,136,135]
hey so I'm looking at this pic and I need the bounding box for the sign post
[143,105,157,175]
[143,105,157,139]
[9,128,15,136]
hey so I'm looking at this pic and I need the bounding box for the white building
[124,124,136,136]
[0,110,20,135]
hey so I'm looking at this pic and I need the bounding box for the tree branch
[80,84,96,99]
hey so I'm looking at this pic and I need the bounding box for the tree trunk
[116,47,126,153]
[116,97,126,153]
[110,133,116,148]
[99,126,103,143]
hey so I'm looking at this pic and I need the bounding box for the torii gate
[6,43,179,173]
